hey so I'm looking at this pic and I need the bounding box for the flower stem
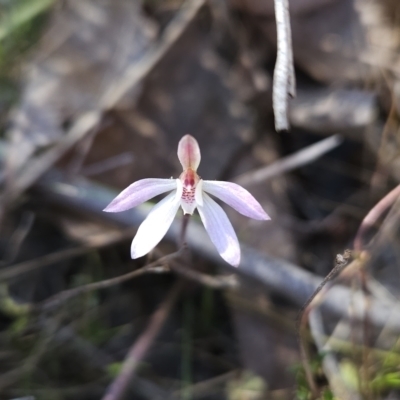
[179,214,191,248]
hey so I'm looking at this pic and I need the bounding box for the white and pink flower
[104,135,270,267]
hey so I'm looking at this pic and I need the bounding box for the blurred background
[0,0,400,399]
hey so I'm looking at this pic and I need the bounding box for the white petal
[104,178,177,212]
[195,179,203,206]
[175,178,183,201]
[202,180,270,220]
[197,193,240,267]
[131,191,180,259]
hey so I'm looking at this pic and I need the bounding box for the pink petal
[202,181,270,221]
[177,134,201,171]
[131,191,181,259]
[103,179,177,212]
[197,193,240,267]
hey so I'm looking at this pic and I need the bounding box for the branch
[36,171,400,332]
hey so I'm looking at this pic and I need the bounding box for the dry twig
[39,252,180,312]
[297,249,353,398]
[0,226,139,282]
[1,211,35,264]
[100,0,206,110]
[234,135,342,186]
[101,280,183,400]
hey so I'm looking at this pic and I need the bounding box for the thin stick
[273,0,296,131]
[235,135,342,186]
[100,0,205,110]
[0,227,139,281]
[82,152,134,177]
[1,211,35,264]
[101,280,183,400]
[353,184,400,252]
[170,260,238,289]
[39,251,180,312]
[297,250,352,398]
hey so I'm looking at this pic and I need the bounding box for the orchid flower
[104,135,270,267]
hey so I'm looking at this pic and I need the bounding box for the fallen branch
[35,172,400,332]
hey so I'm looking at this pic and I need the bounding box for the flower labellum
[103,135,270,267]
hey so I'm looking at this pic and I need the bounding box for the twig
[38,251,180,312]
[353,183,400,252]
[234,135,342,186]
[170,370,239,399]
[1,211,35,264]
[0,226,139,282]
[101,0,205,110]
[170,260,238,289]
[297,250,353,397]
[66,128,99,178]
[297,250,353,330]
[101,280,183,400]
[273,0,295,131]
[81,152,134,177]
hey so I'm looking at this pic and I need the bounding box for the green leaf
[107,362,123,379]
[0,0,55,41]
[339,360,359,390]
